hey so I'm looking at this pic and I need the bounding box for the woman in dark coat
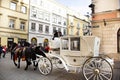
[0,44,3,58]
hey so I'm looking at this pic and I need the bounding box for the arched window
[31,37,37,45]
[44,38,48,47]
[117,28,120,53]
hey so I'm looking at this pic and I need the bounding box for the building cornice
[92,18,120,23]
[30,19,50,25]
[92,9,118,16]
[0,30,28,35]
[0,26,28,35]
[8,15,17,19]
[29,32,52,37]
[19,18,28,21]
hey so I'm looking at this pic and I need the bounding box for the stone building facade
[89,0,120,54]
[0,0,29,48]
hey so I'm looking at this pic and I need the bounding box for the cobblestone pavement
[0,53,84,80]
[0,53,120,80]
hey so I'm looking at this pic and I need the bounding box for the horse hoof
[17,66,20,68]
[34,68,37,70]
[15,64,17,66]
[28,62,31,65]
[24,68,27,70]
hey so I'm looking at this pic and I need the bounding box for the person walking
[0,44,3,58]
[2,45,7,58]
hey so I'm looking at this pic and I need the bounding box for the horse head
[34,46,46,57]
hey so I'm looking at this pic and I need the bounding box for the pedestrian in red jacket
[2,45,7,58]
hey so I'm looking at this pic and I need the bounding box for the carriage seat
[49,38,60,49]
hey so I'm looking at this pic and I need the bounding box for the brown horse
[13,42,46,70]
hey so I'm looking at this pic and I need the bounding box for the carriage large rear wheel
[38,57,52,75]
[82,57,113,80]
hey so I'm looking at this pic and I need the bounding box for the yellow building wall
[67,15,88,36]
[1,37,7,46]
[0,0,29,46]
[14,38,18,43]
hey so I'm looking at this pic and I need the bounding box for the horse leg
[11,52,13,60]
[24,59,29,70]
[33,61,38,70]
[24,59,31,70]
[17,56,21,68]
[13,54,17,66]
[0,52,1,58]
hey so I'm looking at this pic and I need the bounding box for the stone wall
[92,21,120,54]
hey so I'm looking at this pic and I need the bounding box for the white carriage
[37,36,113,80]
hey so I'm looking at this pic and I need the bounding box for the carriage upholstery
[49,38,60,50]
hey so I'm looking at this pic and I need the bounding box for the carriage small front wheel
[82,57,113,80]
[53,57,64,69]
[38,57,52,75]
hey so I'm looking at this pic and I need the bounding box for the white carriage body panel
[60,36,100,66]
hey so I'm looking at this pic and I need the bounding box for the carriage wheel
[38,57,52,75]
[54,57,64,69]
[82,57,113,80]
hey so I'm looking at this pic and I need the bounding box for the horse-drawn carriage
[37,36,113,80]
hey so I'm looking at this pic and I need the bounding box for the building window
[63,18,67,26]
[57,16,61,24]
[39,24,43,32]
[58,28,61,32]
[20,22,25,30]
[118,28,120,53]
[38,11,44,19]
[52,14,57,23]
[10,2,17,10]
[45,25,49,33]
[53,27,56,33]
[63,29,66,35]
[76,30,79,35]
[63,21,66,26]
[31,23,36,31]
[44,13,50,21]
[31,6,37,18]
[77,23,80,29]
[21,6,27,13]
[9,19,15,29]
[39,0,44,6]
